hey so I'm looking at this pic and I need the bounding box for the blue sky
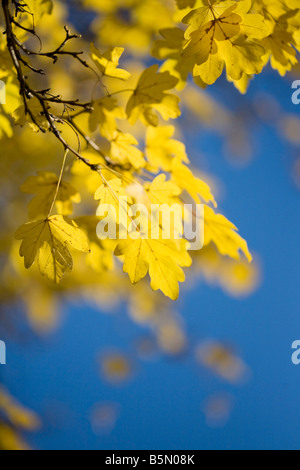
[1,67,300,450]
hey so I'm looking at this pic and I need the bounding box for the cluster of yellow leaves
[0,0,267,312]
[0,0,277,450]
[82,0,300,92]
[153,0,300,92]
[2,11,251,300]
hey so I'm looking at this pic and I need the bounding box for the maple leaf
[146,125,189,172]
[252,0,300,23]
[261,11,299,76]
[90,44,131,80]
[126,64,181,126]
[15,216,90,283]
[94,178,131,208]
[110,131,145,169]
[145,174,181,205]
[171,157,217,206]
[115,236,192,300]
[12,98,50,132]
[94,178,132,230]
[152,28,194,88]
[222,38,266,81]
[184,0,270,40]
[153,28,187,61]
[204,205,252,262]
[89,96,126,138]
[21,172,81,219]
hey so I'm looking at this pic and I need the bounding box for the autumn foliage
[0,0,299,449]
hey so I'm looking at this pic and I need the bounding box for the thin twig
[1,0,112,171]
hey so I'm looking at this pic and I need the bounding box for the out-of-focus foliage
[0,0,299,449]
[0,387,39,450]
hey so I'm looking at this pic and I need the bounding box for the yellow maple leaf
[115,236,192,300]
[89,96,126,138]
[94,178,131,208]
[184,0,270,39]
[110,131,145,169]
[94,178,132,233]
[15,216,90,283]
[126,64,181,126]
[171,157,216,206]
[145,174,181,205]
[261,11,299,76]
[152,28,194,88]
[146,125,189,171]
[12,98,50,132]
[90,44,131,80]
[21,172,81,218]
[204,205,252,262]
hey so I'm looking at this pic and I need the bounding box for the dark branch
[1,0,115,172]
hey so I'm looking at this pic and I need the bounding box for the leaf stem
[48,149,69,217]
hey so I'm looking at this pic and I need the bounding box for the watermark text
[0,80,6,104]
[0,340,6,365]
[96,202,204,251]
[292,81,300,105]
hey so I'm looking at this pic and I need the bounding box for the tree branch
[1,0,114,172]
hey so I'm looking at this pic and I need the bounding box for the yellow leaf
[152,28,194,88]
[145,174,181,205]
[12,98,49,132]
[94,178,132,230]
[204,205,252,262]
[15,216,90,283]
[171,157,216,206]
[95,178,131,208]
[115,236,191,300]
[89,96,126,138]
[126,64,180,126]
[21,172,81,218]
[110,131,145,169]
[146,125,189,171]
[90,44,131,80]
[75,216,116,273]
[261,12,299,76]
[223,39,266,81]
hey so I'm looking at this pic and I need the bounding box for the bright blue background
[1,65,300,449]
